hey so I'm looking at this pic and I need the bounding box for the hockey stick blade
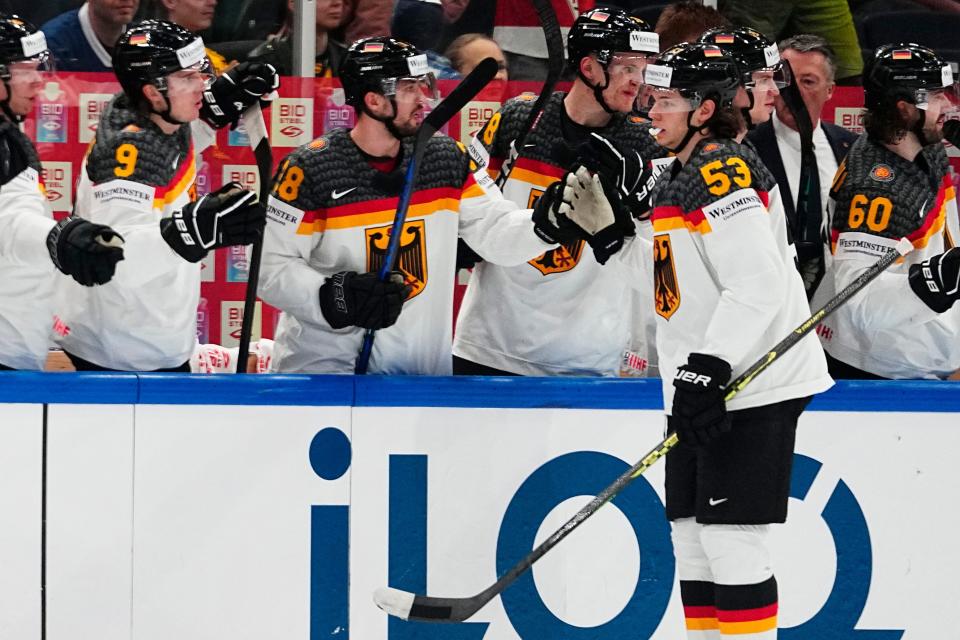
[354,57,499,373]
[374,237,914,622]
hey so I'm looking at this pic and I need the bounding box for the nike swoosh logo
[332,187,357,200]
[708,497,728,506]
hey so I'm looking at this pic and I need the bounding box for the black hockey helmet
[644,42,741,109]
[864,43,957,110]
[0,14,51,121]
[567,8,659,66]
[699,27,790,89]
[113,20,212,102]
[340,37,435,110]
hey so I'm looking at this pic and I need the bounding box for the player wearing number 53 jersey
[55,20,275,371]
[812,43,960,380]
[453,8,665,377]
[258,38,556,374]
[565,43,831,637]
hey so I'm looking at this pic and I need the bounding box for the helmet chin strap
[363,97,405,141]
[741,90,755,130]
[663,105,713,154]
[577,65,617,115]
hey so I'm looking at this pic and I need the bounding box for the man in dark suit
[747,34,856,296]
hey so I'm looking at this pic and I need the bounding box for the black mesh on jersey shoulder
[488,91,565,165]
[85,93,190,188]
[418,134,471,191]
[273,128,348,213]
[657,137,775,213]
[0,118,40,185]
[831,134,945,241]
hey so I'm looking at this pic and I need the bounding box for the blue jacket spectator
[41,1,139,72]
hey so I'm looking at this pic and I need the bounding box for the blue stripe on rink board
[0,371,958,411]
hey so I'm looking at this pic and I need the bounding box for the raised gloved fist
[160,182,265,262]
[319,271,413,330]
[531,179,580,245]
[201,62,280,129]
[909,247,960,312]
[577,132,656,221]
[671,353,733,447]
[561,166,633,264]
[47,217,125,286]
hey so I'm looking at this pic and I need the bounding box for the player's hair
[863,99,912,144]
[778,34,837,83]
[707,103,741,139]
[653,1,729,52]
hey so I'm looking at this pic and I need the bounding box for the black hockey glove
[577,132,656,222]
[943,119,960,149]
[671,353,733,447]
[909,247,960,312]
[160,182,265,263]
[531,179,581,245]
[47,217,125,286]
[201,62,280,129]
[561,166,633,265]
[319,271,412,330]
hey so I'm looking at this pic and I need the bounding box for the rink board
[0,373,956,639]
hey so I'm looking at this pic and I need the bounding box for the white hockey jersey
[0,122,56,370]
[811,135,960,379]
[259,127,553,375]
[55,94,216,370]
[617,138,832,411]
[453,92,666,376]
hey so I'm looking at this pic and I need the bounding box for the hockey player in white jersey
[258,37,559,374]
[54,20,277,371]
[452,7,665,376]
[0,15,124,371]
[561,42,831,636]
[812,43,960,379]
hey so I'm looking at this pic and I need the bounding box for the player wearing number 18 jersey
[258,38,557,374]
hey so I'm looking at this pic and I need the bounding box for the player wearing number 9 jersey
[258,38,557,374]
[55,20,272,371]
[811,43,960,379]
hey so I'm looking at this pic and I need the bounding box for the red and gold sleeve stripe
[906,177,953,250]
[153,142,196,209]
[651,190,770,235]
[296,186,463,234]
[507,157,567,189]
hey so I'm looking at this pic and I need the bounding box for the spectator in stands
[159,0,230,72]
[247,0,346,77]
[747,34,856,295]
[391,0,459,79]
[653,1,728,52]
[342,0,392,44]
[41,0,139,72]
[718,0,863,83]
[493,0,577,81]
[445,33,508,81]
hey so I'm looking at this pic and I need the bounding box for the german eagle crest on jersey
[366,220,427,299]
[654,234,680,319]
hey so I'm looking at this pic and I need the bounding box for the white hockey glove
[561,166,632,264]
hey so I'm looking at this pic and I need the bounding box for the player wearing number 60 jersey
[54,20,275,371]
[812,43,960,380]
[258,37,557,374]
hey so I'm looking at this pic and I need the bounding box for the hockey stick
[235,103,272,373]
[354,57,500,374]
[374,236,914,622]
[494,0,564,188]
